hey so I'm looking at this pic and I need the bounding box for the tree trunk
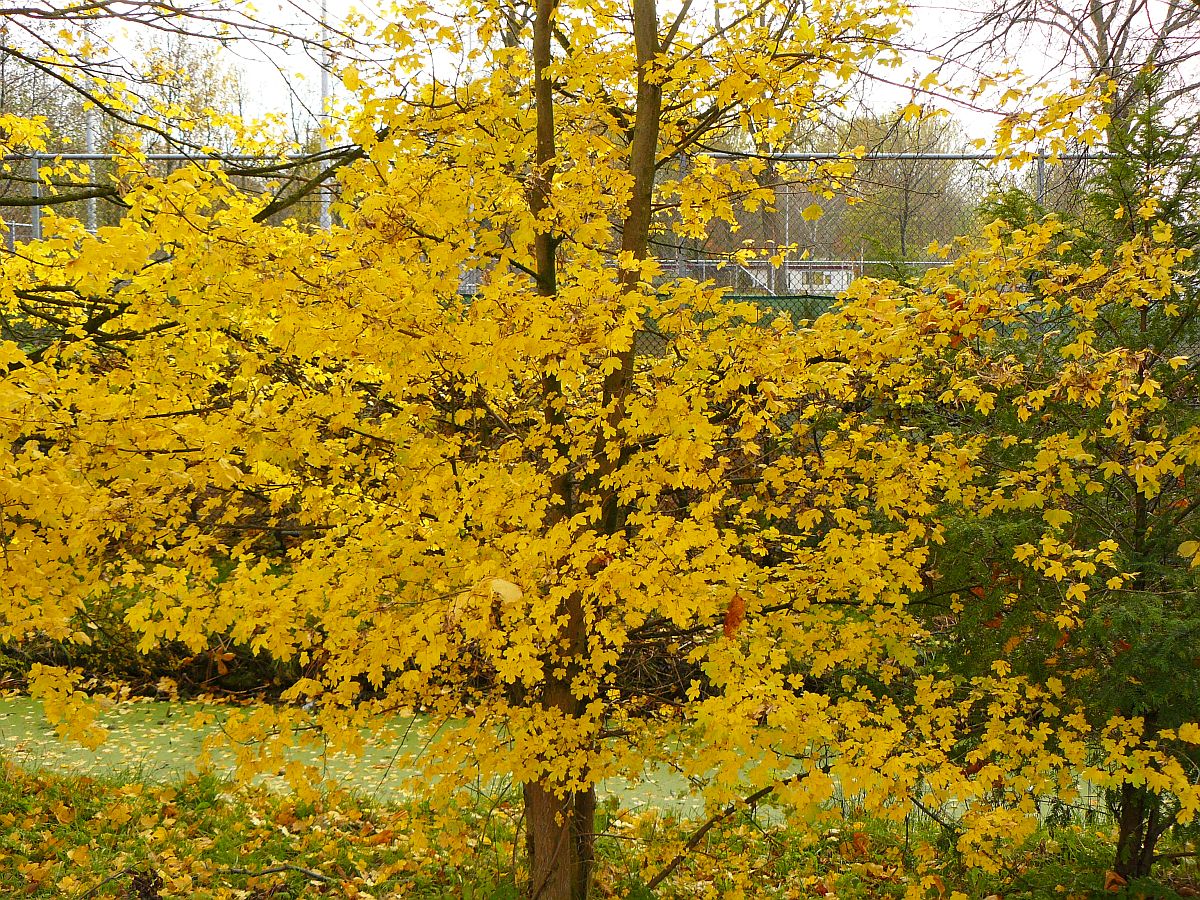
[525,0,599,894]
[523,0,659,893]
[524,781,596,900]
[521,589,595,900]
[1113,782,1168,882]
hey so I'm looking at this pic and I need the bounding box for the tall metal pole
[783,182,791,293]
[318,0,332,230]
[30,154,41,241]
[84,108,98,232]
[1036,148,1047,207]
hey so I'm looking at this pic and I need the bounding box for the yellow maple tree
[4,1,1200,898]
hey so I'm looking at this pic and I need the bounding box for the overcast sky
[206,0,1071,145]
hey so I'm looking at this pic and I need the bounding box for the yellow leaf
[484,577,523,605]
[1043,508,1071,528]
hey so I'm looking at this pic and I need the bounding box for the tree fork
[526,0,596,897]
[599,0,663,536]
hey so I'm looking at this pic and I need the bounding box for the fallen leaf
[851,830,869,855]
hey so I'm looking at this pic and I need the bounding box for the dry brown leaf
[723,593,746,638]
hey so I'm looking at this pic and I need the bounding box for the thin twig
[911,795,960,834]
[223,863,335,883]
[644,775,800,891]
[1155,850,1200,860]
[79,868,137,899]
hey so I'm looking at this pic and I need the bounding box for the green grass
[0,762,514,898]
[0,762,1197,898]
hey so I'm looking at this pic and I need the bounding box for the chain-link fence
[0,152,333,245]
[656,152,1105,311]
[460,150,1115,323]
[0,148,1114,302]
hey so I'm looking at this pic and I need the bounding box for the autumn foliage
[2,0,1199,896]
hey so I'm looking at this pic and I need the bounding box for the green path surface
[0,696,697,811]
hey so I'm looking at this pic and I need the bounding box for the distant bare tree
[0,1,370,222]
[948,0,1200,140]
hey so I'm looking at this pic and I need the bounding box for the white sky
[208,0,1085,146]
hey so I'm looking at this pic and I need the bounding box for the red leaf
[586,553,612,574]
[723,594,746,639]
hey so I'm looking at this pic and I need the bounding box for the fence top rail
[7,150,1193,164]
[703,150,1132,162]
[3,153,295,163]
[676,257,944,265]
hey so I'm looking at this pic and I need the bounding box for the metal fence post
[85,110,98,232]
[30,154,41,240]
[675,154,688,280]
[1036,148,1047,206]
[318,0,332,230]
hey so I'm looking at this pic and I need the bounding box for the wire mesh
[0,145,1127,290]
[0,153,333,242]
[656,152,1106,299]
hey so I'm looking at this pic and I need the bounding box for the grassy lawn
[1,761,1198,898]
